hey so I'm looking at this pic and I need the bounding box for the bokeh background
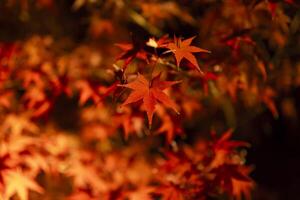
[1,1,300,199]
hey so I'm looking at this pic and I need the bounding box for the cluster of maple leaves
[0,117,254,200]
[0,32,255,200]
[1,0,299,199]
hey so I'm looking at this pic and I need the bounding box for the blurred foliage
[0,0,300,200]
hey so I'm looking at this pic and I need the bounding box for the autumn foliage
[0,0,299,200]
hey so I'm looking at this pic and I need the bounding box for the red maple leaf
[155,184,185,200]
[199,72,218,95]
[146,35,171,49]
[211,129,250,152]
[212,165,254,200]
[0,43,17,61]
[115,38,148,69]
[119,73,181,126]
[167,36,210,73]
[209,130,250,168]
[156,106,183,144]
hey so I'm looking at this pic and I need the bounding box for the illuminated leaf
[167,36,210,73]
[119,73,180,126]
[3,170,43,200]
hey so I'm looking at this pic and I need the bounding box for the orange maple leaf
[113,107,144,139]
[231,166,254,200]
[2,114,39,136]
[167,36,210,73]
[119,74,181,126]
[126,186,154,200]
[66,159,107,192]
[3,170,43,200]
[75,80,101,106]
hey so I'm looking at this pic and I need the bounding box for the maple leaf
[126,186,154,200]
[157,152,196,188]
[1,114,39,136]
[22,88,52,117]
[23,153,49,176]
[66,159,107,192]
[3,170,43,200]
[212,165,254,200]
[119,73,181,126]
[155,184,185,200]
[0,43,17,61]
[209,129,250,168]
[221,29,255,55]
[98,81,119,100]
[82,122,115,141]
[146,35,170,49]
[261,87,278,118]
[231,166,254,200]
[0,154,10,191]
[199,72,218,95]
[115,38,148,69]
[75,80,101,105]
[113,107,144,139]
[6,137,36,157]
[211,129,250,152]
[19,70,45,89]
[0,91,13,109]
[156,106,183,144]
[167,36,210,73]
